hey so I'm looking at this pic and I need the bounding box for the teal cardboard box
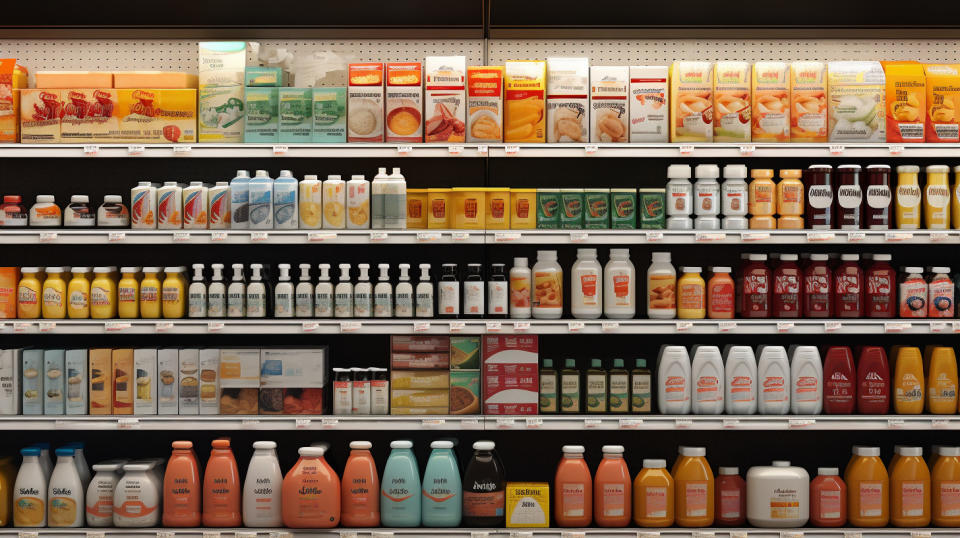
[279,88,313,143]
[312,87,347,143]
[244,87,279,143]
[244,67,284,87]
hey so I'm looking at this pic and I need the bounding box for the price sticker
[471,532,490,538]
[340,532,358,538]
[295,418,311,428]
[695,232,726,242]
[675,418,693,428]
[954,321,960,333]
[729,532,747,538]
[156,532,174,538]
[118,417,139,429]
[789,418,816,428]
[340,321,361,333]
[887,418,905,429]
[486,321,502,332]
[847,231,866,242]
[421,418,445,427]
[13,322,31,332]
[172,144,192,154]
[692,531,715,538]
[108,231,126,242]
[461,417,482,428]
[39,321,56,332]
[911,532,932,538]
[885,322,911,333]
[39,232,57,242]
[83,144,99,155]
[777,321,794,333]
[448,145,464,154]
[272,144,288,155]
[585,144,599,154]
[207,322,224,332]
[504,144,520,155]
[638,532,661,538]
[931,321,949,333]
[679,144,694,154]
[449,321,466,332]
[86,532,106,538]
[127,145,145,155]
[932,418,950,428]
[885,231,913,241]
[372,534,394,538]
[155,322,174,332]
[567,321,585,332]
[889,144,906,155]
[829,144,844,154]
[739,144,756,155]
[806,231,836,241]
[211,231,228,241]
[301,322,319,332]
[477,144,489,154]
[19,530,38,538]
[525,417,543,428]
[203,529,221,538]
[932,231,950,242]
[718,321,737,332]
[741,232,770,241]
[413,322,431,332]
[843,532,862,538]
[241,418,260,428]
[583,418,602,428]
[570,231,589,242]
[601,321,619,332]
[417,231,441,242]
[562,531,585,538]
[619,418,643,429]
[396,145,413,155]
[370,231,389,242]
[676,320,693,331]
[105,321,131,332]
[250,231,268,242]
[494,231,521,242]
[723,419,740,428]
[514,321,530,332]
[451,231,471,241]
[320,417,338,427]
[781,532,804,538]
[496,417,516,428]
[173,232,191,242]
[307,231,337,242]
[824,321,842,332]
[645,231,663,242]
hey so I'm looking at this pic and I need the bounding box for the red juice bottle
[856,346,890,414]
[773,254,802,318]
[834,254,864,318]
[823,346,856,414]
[740,254,771,318]
[803,254,833,318]
[865,254,896,318]
[810,467,846,527]
[805,165,834,229]
[715,466,746,526]
[863,164,892,229]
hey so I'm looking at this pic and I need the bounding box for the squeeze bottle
[893,346,925,414]
[341,440,381,527]
[927,346,959,414]
[674,446,714,527]
[790,346,823,414]
[715,466,745,526]
[691,346,724,415]
[632,458,674,527]
[242,441,283,527]
[380,440,421,527]
[657,345,692,414]
[202,439,241,527]
[932,445,960,526]
[554,445,593,527]
[756,345,790,414]
[421,440,461,527]
[162,441,201,526]
[47,447,83,527]
[809,467,846,527]
[724,345,757,415]
[845,446,889,527]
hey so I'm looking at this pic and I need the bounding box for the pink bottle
[715,467,746,526]
[740,254,771,318]
[834,254,864,318]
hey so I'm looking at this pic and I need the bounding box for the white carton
[199,348,220,415]
[22,349,43,415]
[424,56,467,143]
[629,66,669,142]
[347,63,385,142]
[134,348,158,415]
[178,348,199,415]
[0,349,21,414]
[43,349,65,415]
[65,349,87,415]
[198,42,247,87]
[546,57,590,142]
[157,349,178,415]
[590,66,630,143]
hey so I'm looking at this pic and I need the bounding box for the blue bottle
[421,440,462,527]
[248,169,274,229]
[273,169,298,229]
[229,170,251,229]
[380,440,421,527]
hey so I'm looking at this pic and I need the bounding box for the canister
[559,188,584,229]
[427,188,451,229]
[485,187,510,229]
[450,187,485,229]
[584,188,610,229]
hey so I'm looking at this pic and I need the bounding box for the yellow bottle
[139,267,162,319]
[161,266,186,319]
[895,165,922,230]
[926,346,958,414]
[677,267,706,319]
[41,267,67,319]
[16,267,42,319]
[90,267,117,319]
[633,459,675,527]
[673,446,714,527]
[117,267,140,319]
[951,165,960,229]
[67,267,91,319]
[925,164,951,229]
[889,447,931,527]
[846,446,889,527]
[893,346,925,414]
[932,446,960,526]
[748,169,776,230]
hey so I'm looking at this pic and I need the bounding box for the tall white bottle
[354,264,373,318]
[374,263,393,318]
[371,167,389,229]
[657,345,692,414]
[315,263,334,318]
[386,167,408,229]
[227,264,246,318]
[188,263,207,318]
[242,441,283,527]
[335,263,354,318]
[571,248,602,319]
[246,264,267,318]
[207,263,226,317]
[604,248,636,319]
[295,264,314,318]
[48,447,84,527]
[274,264,294,318]
[790,346,824,415]
[757,345,791,414]
[509,257,532,319]
[395,264,414,318]
[691,345,724,415]
[724,345,758,415]
[416,263,434,318]
[14,446,47,527]
[248,170,274,229]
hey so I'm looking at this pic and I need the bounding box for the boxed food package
[467,66,504,142]
[827,61,886,142]
[752,61,790,142]
[112,348,134,415]
[504,61,547,143]
[424,56,466,142]
[20,89,63,143]
[115,89,197,144]
[449,370,480,415]
[244,87,279,142]
[43,349,65,415]
[199,348,220,415]
[790,61,829,142]
[386,62,423,142]
[114,71,199,89]
[88,348,112,415]
[0,268,16,319]
[35,71,112,89]
[178,348,200,415]
[64,349,87,415]
[199,86,244,142]
[279,88,313,144]
[482,335,539,415]
[923,64,960,143]
[390,406,448,415]
[157,348,178,414]
[0,60,27,142]
[590,65,629,143]
[391,335,450,353]
[391,353,450,370]
[219,348,260,415]
[59,89,119,143]
[451,336,481,369]
[22,349,43,415]
[391,389,448,409]
[312,87,347,142]
[881,62,924,143]
[506,482,550,527]
[198,42,247,87]
[259,348,327,414]
[243,67,283,87]
[713,61,751,142]
[133,348,157,415]
[391,370,450,390]
[670,62,714,142]
[0,349,21,414]
[546,58,589,143]
[629,66,669,142]
[347,63,385,142]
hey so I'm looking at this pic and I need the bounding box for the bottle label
[354,292,371,316]
[533,271,563,309]
[140,285,158,303]
[939,482,960,517]
[866,184,892,208]
[929,276,954,317]
[579,273,598,305]
[859,481,883,517]
[18,285,38,307]
[769,487,800,519]
[896,372,923,404]
[664,375,687,403]
[684,481,708,517]
[631,374,651,412]
[559,482,586,517]
[730,374,754,403]
[540,375,557,412]
[819,489,842,519]
[510,275,531,310]
[161,286,180,302]
[609,373,629,412]
[807,184,833,209]
[227,293,244,316]
[612,271,632,306]
[208,292,224,317]
[668,183,691,213]
[69,290,89,310]
[315,291,332,317]
[899,278,928,317]
[602,483,626,517]
[463,490,505,517]
[335,292,352,317]
[837,184,862,208]
[901,481,925,517]
[487,281,507,315]
[374,292,392,317]
[188,292,205,317]
[679,282,703,311]
[43,287,63,308]
[561,374,580,412]
[585,374,607,412]
[762,375,787,403]
[464,282,484,315]
[117,286,135,304]
[49,495,78,526]
[897,184,921,208]
[416,292,434,317]
[795,375,820,403]
[295,291,313,317]
[14,495,44,526]
[439,282,460,315]
[720,488,741,518]
[709,280,734,314]
[275,292,292,317]
[247,293,264,315]
[644,486,667,518]
[928,184,950,208]
[395,292,413,316]
[695,375,721,404]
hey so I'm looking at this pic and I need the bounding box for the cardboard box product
[259,348,327,414]
[390,353,450,370]
[629,66,669,143]
[0,349,21,414]
[827,61,886,142]
[390,389,449,409]
[391,370,450,390]
[450,336,481,369]
[113,71,198,89]
[20,89,63,143]
[482,335,539,415]
[0,60,27,142]
[243,87,279,142]
[199,348,220,415]
[386,62,423,142]
[244,67,283,87]
[923,64,960,143]
[424,56,466,142]
[449,370,480,415]
[590,65,629,143]
[0,268,16,319]
[133,348,157,415]
[199,86,244,143]
[59,89,119,143]
[881,62,924,143]
[466,66,504,142]
[312,87,347,143]
[790,61,829,143]
[43,349,65,415]
[670,62,714,142]
[506,482,550,527]
[504,61,547,143]
[21,349,43,415]
[35,71,112,89]
[157,349,178,414]
[752,62,790,142]
[64,349,87,415]
[389,406,448,415]
[88,348,112,415]
[391,335,451,353]
[712,61,751,143]
[279,88,313,144]
[112,349,134,415]
[199,42,247,87]
[178,348,200,415]
[115,89,197,144]
[219,348,260,415]
[546,58,589,143]
[347,63,385,142]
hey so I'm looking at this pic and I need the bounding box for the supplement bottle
[633,459,674,527]
[666,164,693,217]
[845,446,889,527]
[341,441,380,527]
[394,264,414,318]
[17,267,41,319]
[693,164,720,217]
[281,446,341,528]
[706,266,734,319]
[571,248,602,319]
[834,254,864,318]
[462,441,505,527]
[314,263,333,318]
[836,164,863,229]
[805,165,834,229]
[604,249,636,319]
[748,168,776,229]
[415,264,434,318]
[810,467,846,527]
[677,267,705,319]
[373,263,393,318]
[462,263,484,318]
[721,164,748,221]
[116,267,139,319]
[647,252,677,319]
[161,266,186,319]
[98,195,129,227]
[594,445,631,527]
[334,263,354,318]
[772,253,802,318]
[532,251,563,319]
[421,440,461,527]
[242,441,283,527]
[715,467,746,526]
[776,169,805,229]
[554,445,593,527]
[509,258,532,319]
[295,264,314,318]
[746,461,809,527]
[30,195,61,227]
[86,460,124,527]
[64,195,95,227]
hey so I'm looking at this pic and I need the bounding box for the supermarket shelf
[486,229,959,244]
[0,230,484,245]
[487,142,960,158]
[490,415,960,431]
[0,415,480,431]
[0,143,490,158]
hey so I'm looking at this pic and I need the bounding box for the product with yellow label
[504,61,546,143]
[90,267,117,319]
[510,189,537,229]
[467,66,504,142]
[59,88,119,143]
[322,176,346,229]
[506,482,550,527]
[925,165,952,229]
[670,62,714,142]
[139,267,162,319]
[66,268,90,319]
[406,188,428,229]
[117,268,140,319]
[450,188,485,229]
[882,62,925,143]
[713,61,751,142]
[923,64,960,143]
[0,60,27,142]
[427,188,451,229]
[161,267,186,319]
[790,61,828,142]
[16,268,41,319]
[41,267,67,319]
[485,188,510,229]
[752,61,790,142]
[827,61,886,142]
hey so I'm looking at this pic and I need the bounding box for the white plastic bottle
[691,345,724,415]
[438,263,461,318]
[647,252,677,319]
[113,461,159,526]
[242,441,283,527]
[756,346,790,414]
[48,447,84,527]
[724,345,758,415]
[354,263,373,318]
[666,164,693,229]
[510,257,532,319]
[347,174,371,229]
[395,263,414,318]
[208,181,231,230]
[230,170,251,229]
[274,263,294,318]
[315,264,334,318]
[207,263,226,318]
[790,345,824,415]
[416,263,435,318]
[604,248,636,319]
[15,446,47,527]
[374,263,393,318]
[463,263,485,317]
[746,461,810,527]
[386,168,408,229]
[246,264,267,318]
[86,460,125,527]
[298,174,323,230]
[295,264,314,318]
[248,169,274,230]
[371,167,390,229]
[66,442,90,488]
[694,164,721,216]
[657,345,692,414]
[571,248,603,319]
[273,170,299,229]
[335,263,354,318]
[722,164,749,230]
[227,264,246,318]
[532,250,563,319]
[188,263,207,318]
[131,182,158,230]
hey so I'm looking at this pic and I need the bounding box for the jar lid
[35,195,55,203]
[103,195,122,203]
[2,195,22,203]
[667,164,692,179]
[643,459,667,468]
[253,441,277,449]
[866,164,891,170]
[722,164,748,179]
[711,266,731,272]
[873,254,891,261]
[932,266,951,273]
[298,446,325,456]
[350,441,373,450]
[750,168,774,179]
[779,169,802,179]
[748,254,767,261]
[473,441,495,451]
[818,467,839,475]
[694,164,720,179]
[899,447,922,457]
[45,266,65,272]
[680,446,706,457]
[390,440,413,449]
[837,164,862,171]
[897,165,920,173]
[682,266,702,273]
[853,446,880,457]
[562,445,586,454]
[719,466,739,475]
[70,195,89,203]
[841,254,859,261]
[430,440,453,449]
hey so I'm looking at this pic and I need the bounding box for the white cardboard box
[134,348,158,415]
[43,349,65,415]
[199,348,220,415]
[157,349,178,415]
[590,66,630,143]
[629,66,669,142]
[546,57,590,143]
[178,348,199,415]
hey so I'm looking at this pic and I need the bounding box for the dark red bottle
[865,254,896,318]
[863,164,892,229]
[773,254,802,318]
[834,254,864,318]
[856,346,890,414]
[803,254,833,318]
[823,346,856,414]
[835,164,862,229]
[715,467,746,526]
[805,165,834,230]
[740,254,771,318]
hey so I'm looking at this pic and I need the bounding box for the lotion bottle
[463,263,484,318]
[14,447,46,527]
[395,263,413,318]
[227,264,245,318]
[571,248,602,319]
[510,257,532,319]
[295,264,314,318]
[374,263,393,318]
[487,263,508,318]
[274,264,294,318]
[246,264,266,318]
[416,263,435,318]
[315,264,334,318]
[48,447,83,527]
[242,441,282,527]
[335,264,354,318]
[207,263,226,318]
[438,263,460,318]
[188,263,206,318]
[354,264,373,318]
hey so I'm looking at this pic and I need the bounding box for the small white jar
[746,460,810,527]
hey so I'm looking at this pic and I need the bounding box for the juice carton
[467,66,504,142]
[827,61,886,142]
[64,349,87,415]
[59,89,119,143]
[178,348,199,415]
[88,348,112,415]
[385,62,423,142]
[244,87,279,142]
[546,57,589,143]
[219,348,260,415]
[198,42,247,87]
[424,56,466,142]
[21,349,42,415]
[0,349,21,415]
[115,89,197,144]
[278,88,313,144]
[752,61,790,142]
[157,348,178,414]
[590,65,630,143]
[134,348,157,415]
[199,85,244,142]
[43,349,65,415]
[0,268,16,319]
[199,348,220,415]
[312,87,347,142]
[112,348,134,415]
[790,61,828,142]
[923,64,960,143]
[19,89,63,143]
[504,60,547,143]
[348,63,384,142]
[0,60,27,142]
[670,61,714,142]
[713,61,751,142]
[881,62,925,142]
[629,65,669,142]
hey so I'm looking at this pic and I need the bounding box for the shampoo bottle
[187,263,206,318]
[374,263,393,318]
[295,263,314,318]
[242,441,283,527]
[226,264,245,318]
[341,440,381,527]
[207,263,226,318]
[354,263,373,318]
[162,441,201,527]
[314,263,333,318]
[381,440,421,527]
[395,263,414,318]
[14,447,46,527]
[246,263,267,318]
[422,440,462,527]
[335,263,353,318]
[282,446,341,528]
[416,264,435,318]
[202,439,241,527]
[274,263,294,318]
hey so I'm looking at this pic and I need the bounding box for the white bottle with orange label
[571,248,602,319]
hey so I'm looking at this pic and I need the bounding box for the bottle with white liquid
[295,264,314,318]
[188,264,206,318]
[207,264,226,318]
[14,446,47,527]
[386,168,408,229]
[604,248,636,319]
[335,264,354,318]
[395,263,414,318]
[571,248,602,319]
[315,264,334,318]
[246,264,267,318]
[227,264,246,318]
[242,441,283,527]
[47,447,83,527]
[274,264,294,318]
[374,263,393,318]
[354,264,373,318]
[65,442,90,488]
[416,264,434,318]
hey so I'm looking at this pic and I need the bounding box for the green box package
[450,336,481,369]
[449,370,481,415]
[244,87,279,143]
[312,87,347,143]
[610,188,637,229]
[584,189,610,229]
[244,67,283,87]
[278,88,313,143]
[536,189,561,229]
[560,189,584,229]
[638,188,666,229]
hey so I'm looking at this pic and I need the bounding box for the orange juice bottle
[16,267,41,319]
[926,347,958,414]
[889,446,930,527]
[674,446,714,527]
[845,446,889,527]
[893,346,925,414]
[594,445,631,527]
[283,446,341,528]
[202,438,242,526]
[163,440,202,527]
[633,458,674,527]
[932,445,960,526]
[554,445,592,527]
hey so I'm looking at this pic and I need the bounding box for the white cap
[430,440,454,449]
[723,164,748,179]
[103,195,122,203]
[390,440,413,449]
[327,174,342,181]
[189,181,203,187]
[304,174,318,180]
[298,446,325,456]
[279,170,293,178]
[838,164,862,171]
[235,170,250,177]
[610,248,630,258]
[20,267,39,273]
[933,267,951,273]
[351,174,365,181]
[853,446,881,457]
[905,267,924,273]
[562,445,586,454]
[867,164,891,170]
[667,164,692,179]
[897,165,920,173]
[899,447,923,457]
[537,250,557,260]
[780,254,798,261]
[163,266,181,273]
[255,170,270,177]
[473,441,496,451]
[940,447,960,457]
[841,254,859,261]
[695,164,720,179]
[652,252,671,262]
[873,254,892,261]
[70,195,89,203]
[643,459,667,468]
[772,461,791,467]
[577,248,598,257]
[142,266,160,273]
[163,181,178,186]
[601,445,624,454]
[927,165,950,174]
[811,254,828,261]
[513,257,528,268]
[682,266,702,273]
[719,466,739,475]
[36,195,55,203]
[45,266,65,272]
[350,441,373,450]
[253,441,277,449]
[818,467,839,475]
[680,447,706,457]
[711,266,731,272]
[93,266,111,273]
[748,254,767,261]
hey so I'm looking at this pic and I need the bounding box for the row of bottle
[539,358,653,414]
[0,194,129,228]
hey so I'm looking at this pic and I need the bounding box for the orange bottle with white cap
[674,446,714,527]
[776,169,805,229]
[889,446,930,527]
[932,445,960,526]
[748,169,776,229]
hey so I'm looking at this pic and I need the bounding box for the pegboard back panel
[487,39,960,64]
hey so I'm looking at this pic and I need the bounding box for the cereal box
[546,58,589,143]
[590,66,629,143]
[312,87,347,142]
[881,62,924,143]
[713,61,751,142]
[0,60,27,142]
[629,66,669,142]
[0,348,21,415]
[670,62,713,142]
[199,348,220,415]
[790,61,829,142]
[20,89,63,143]
[133,348,157,415]
[924,64,960,143]
[65,349,87,416]
[424,56,466,142]
[157,348,178,415]
[504,61,547,143]
[112,349,134,415]
[117,89,197,144]
[752,62,789,142]
[467,66,504,142]
[178,348,199,415]
[219,348,260,415]
[348,63,384,142]
[386,62,423,142]
[827,61,885,142]
[88,348,112,415]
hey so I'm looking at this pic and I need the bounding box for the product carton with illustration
[116,89,198,144]
[347,63,384,142]
[198,41,247,87]
[482,335,539,415]
[504,60,547,143]
[312,87,347,143]
[88,348,112,415]
[0,59,27,142]
[424,56,466,142]
[112,348,134,415]
[278,88,313,144]
[219,348,260,415]
[199,348,220,415]
[43,349,65,415]
[21,349,43,415]
[20,89,63,143]
[59,89,119,143]
[546,57,589,143]
[752,61,790,142]
[590,65,629,143]
[244,87,279,142]
[670,61,713,142]
[133,348,157,415]
[713,61,751,142]
[199,86,244,142]
[259,348,327,414]
[157,348,178,415]
[790,61,828,142]
[64,349,87,415]
[827,61,885,142]
[178,348,199,415]
[467,66,504,142]
[0,349,21,415]
[923,64,960,143]
[629,65,669,142]
[385,62,423,142]
[881,61,925,142]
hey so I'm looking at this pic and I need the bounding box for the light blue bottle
[421,440,462,527]
[229,170,251,229]
[273,169,299,229]
[248,169,274,229]
[380,440,421,527]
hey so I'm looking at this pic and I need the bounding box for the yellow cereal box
[713,61,751,142]
[670,62,713,142]
[504,61,546,143]
[924,64,960,143]
[0,60,27,142]
[467,66,504,142]
[881,62,924,143]
[790,61,828,142]
[20,89,63,143]
[116,89,198,143]
[752,61,790,142]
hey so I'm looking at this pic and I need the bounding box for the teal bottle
[380,440,421,527]
[421,440,462,527]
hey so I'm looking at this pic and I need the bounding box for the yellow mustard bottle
[66,267,91,319]
[139,267,162,319]
[16,267,42,319]
[677,266,706,319]
[117,267,140,319]
[925,165,951,229]
[927,346,958,414]
[895,165,922,230]
[161,266,186,319]
[41,267,67,319]
[90,266,117,319]
[951,165,960,229]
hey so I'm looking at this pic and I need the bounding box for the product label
[730,374,754,403]
[837,184,863,208]
[807,184,834,209]
[14,495,45,526]
[899,278,928,317]
[464,281,484,315]
[867,272,893,315]
[695,375,722,403]
[18,286,37,307]
[940,482,960,517]
[866,184,892,209]
[709,280,734,314]
[540,375,557,412]
[463,490,505,517]
[631,373,652,413]
[742,273,769,314]
[533,271,563,309]
[901,481,925,517]
[684,481,708,517]
[819,489,842,519]
[664,375,688,403]
[644,486,667,518]
[560,482,586,517]
[896,372,924,404]
[510,275,531,311]
[835,273,862,313]
[668,183,692,214]
[439,282,460,315]
[335,291,352,317]
[315,290,332,317]
[487,281,507,315]
[49,495,78,526]
[579,273,599,305]
[333,381,352,414]
[609,373,629,412]
[770,487,800,519]
[612,271,632,305]
[928,184,950,208]
[762,375,787,403]
[804,273,831,313]
[859,481,883,517]
[602,483,626,516]
[89,286,109,307]
[897,184,921,208]
[374,292,392,317]
[561,373,580,412]
[395,291,413,316]
[720,488,740,518]
[929,276,954,317]
[353,291,371,316]
[795,375,820,402]
[69,290,89,310]
[586,373,607,412]
[774,273,800,313]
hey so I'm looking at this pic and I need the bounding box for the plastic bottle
[371,167,390,229]
[571,248,602,319]
[864,164,892,229]
[677,267,705,319]
[741,254,771,318]
[674,446,714,527]
[242,441,283,527]
[372,263,393,318]
[890,446,931,527]
[463,264,484,318]
[16,267,41,319]
[823,346,856,414]
[691,346,724,415]
[836,164,863,229]
[776,169,805,228]
[269,263,293,318]
[40,267,68,320]
[834,254,864,317]
[803,254,832,317]
[273,170,299,229]
[248,170,274,229]
[160,266,186,319]
[65,268,93,319]
[462,441,505,527]
[65,194,95,227]
[810,467,846,527]
[422,440,462,527]
[927,346,958,414]
[438,263,460,318]
[857,346,890,414]
[335,263,354,318]
[746,461,809,527]
[560,358,581,413]
[282,446,341,528]
[658,345,692,414]
[202,438,242,526]
[314,264,333,318]
[893,346,925,414]
[539,359,559,413]
[900,266,928,318]
[694,164,720,219]
[341,441,380,527]
[926,164,951,229]
[804,164,834,229]
[221,264,243,318]
[845,446,889,527]
[182,182,208,230]
[381,440,421,527]
[773,253,802,318]
[866,254,896,317]
[114,461,160,527]
[954,165,960,228]
[594,445,631,527]
[647,252,677,319]
[184,264,205,319]
[756,346,790,414]
[725,345,758,415]
[353,264,373,318]
[791,346,823,414]
[28,194,60,227]
[47,447,83,527]
[229,170,251,229]
[929,266,955,318]
[666,164,693,218]
[748,168,776,229]
[631,358,652,413]
[509,258,532,319]
[555,445,593,527]
[415,264,435,318]
[932,445,960,526]
[386,168,408,229]
[395,264,414,318]
[721,164,749,223]
[113,267,138,319]
[88,266,116,319]
[294,264,314,318]
[633,459,674,527]
[895,164,922,229]
[86,460,124,527]
[533,250,563,319]
[14,446,46,527]
[346,174,371,229]
[585,358,608,413]
[705,266,734,319]
[715,467,746,526]
[162,442,201,527]
[487,263,508,318]
[246,264,266,318]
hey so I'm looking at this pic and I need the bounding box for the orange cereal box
[924,64,960,143]
[882,61,925,143]
[504,61,546,143]
[20,89,63,143]
[790,61,828,142]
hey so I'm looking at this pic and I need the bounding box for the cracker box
[88,348,112,415]
[590,65,629,143]
[178,348,200,415]
[312,87,347,142]
[157,348,178,415]
[134,348,157,415]
[386,62,423,142]
[22,349,43,415]
[424,56,466,142]
[712,61,751,142]
[467,66,504,142]
[0,348,21,414]
[64,349,87,415]
[752,61,790,142]
[546,58,589,143]
[259,348,327,414]
[670,62,714,142]
[112,349,134,415]
[43,349,65,415]
[20,89,63,143]
[482,335,539,415]
[504,61,547,143]
[790,61,829,142]
[924,64,960,143]
[199,348,220,415]
[347,63,385,142]
[629,66,669,142]
[881,62,924,143]
[219,348,260,415]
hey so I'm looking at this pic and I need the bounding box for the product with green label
[608,358,630,413]
[585,358,608,413]
[610,188,637,229]
[537,190,561,229]
[279,88,313,143]
[584,189,610,229]
[560,358,580,413]
[539,358,558,414]
[312,87,347,143]
[244,87,279,142]
[639,188,666,229]
[631,358,652,413]
[560,189,585,229]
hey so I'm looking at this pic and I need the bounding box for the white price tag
[477,144,489,155]
[308,231,337,242]
[583,418,602,428]
[127,145,145,155]
[781,532,804,538]
[885,231,913,241]
[173,231,191,242]
[485,321,502,332]
[954,321,960,333]
[471,532,490,538]
[156,532,174,538]
[676,320,693,331]
[806,231,836,241]
[932,418,950,428]
[211,231,228,241]
[203,529,221,538]
[695,232,726,242]
[885,322,911,333]
[739,144,756,155]
[723,418,740,428]
[207,322,224,332]
[237,533,258,538]
[504,144,520,155]
[272,144,288,155]
[414,322,431,332]
[39,231,57,242]
[729,532,747,538]
[645,231,664,242]
[931,321,949,332]
[396,145,413,155]
[911,532,932,538]
[86,531,106,538]
[601,321,619,332]
[83,144,99,155]
[449,321,466,332]
[451,231,470,241]
[18,530,38,538]
[843,532,862,538]
[567,320,585,332]
[847,231,866,242]
[370,231,389,242]
[118,417,139,429]
[562,531,585,538]
[887,418,905,429]
[494,231,521,242]
[173,144,192,154]
[39,321,56,332]
[104,321,130,331]
[108,231,126,242]
[461,417,482,428]
[340,532,359,538]
[514,321,530,331]
[740,232,770,241]
[789,418,816,428]
[155,321,174,332]
[570,231,589,242]
[448,145,464,154]
[829,144,844,154]
[932,231,950,242]
[525,417,543,428]
[250,231,268,242]
[675,418,693,428]
[718,321,737,332]
[320,417,338,427]
[585,144,599,154]
[241,418,260,428]
[619,418,643,429]
[496,417,516,428]
[638,532,661,538]
[339,321,361,333]
[692,531,715,538]
[371,532,394,538]
[301,322,319,332]
[417,231,441,242]
[824,321,842,332]
[889,144,906,155]
[421,418,446,427]
[679,144,694,154]
[777,321,794,332]
[295,418,312,428]
[13,322,31,332]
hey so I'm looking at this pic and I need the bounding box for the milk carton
[157,348,178,414]
[590,66,629,143]
[43,349,65,415]
[424,56,466,142]
[629,66,669,142]
[64,349,87,415]
[347,63,385,142]
[546,58,589,142]
[134,348,157,415]
[386,62,423,142]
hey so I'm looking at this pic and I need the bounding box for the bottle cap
[779,169,802,179]
[723,164,748,179]
[350,441,373,450]
[750,169,774,179]
[70,195,89,203]
[818,467,839,475]
[772,461,791,467]
[391,440,413,449]
[513,257,528,268]
[896,165,920,173]
[562,445,586,454]
[473,441,495,451]
[298,446,325,456]
[926,164,950,174]
[719,466,739,474]
[838,164,862,171]
[602,445,625,454]
[899,447,922,457]
[873,254,892,261]
[780,254,798,261]
[253,441,277,449]
[694,164,720,179]
[430,440,454,449]
[748,254,768,261]
[682,266,702,273]
[932,267,951,273]
[35,195,55,203]
[643,459,666,468]
[667,164,692,179]
[103,195,123,203]
[841,254,859,261]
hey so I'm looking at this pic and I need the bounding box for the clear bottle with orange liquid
[932,445,960,526]
[845,446,889,527]
[893,346,925,414]
[674,446,714,527]
[889,446,930,527]
[594,445,631,527]
[554,445,592,527]
[633,458,674,527]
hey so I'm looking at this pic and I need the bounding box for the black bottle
[462,440,506,527]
